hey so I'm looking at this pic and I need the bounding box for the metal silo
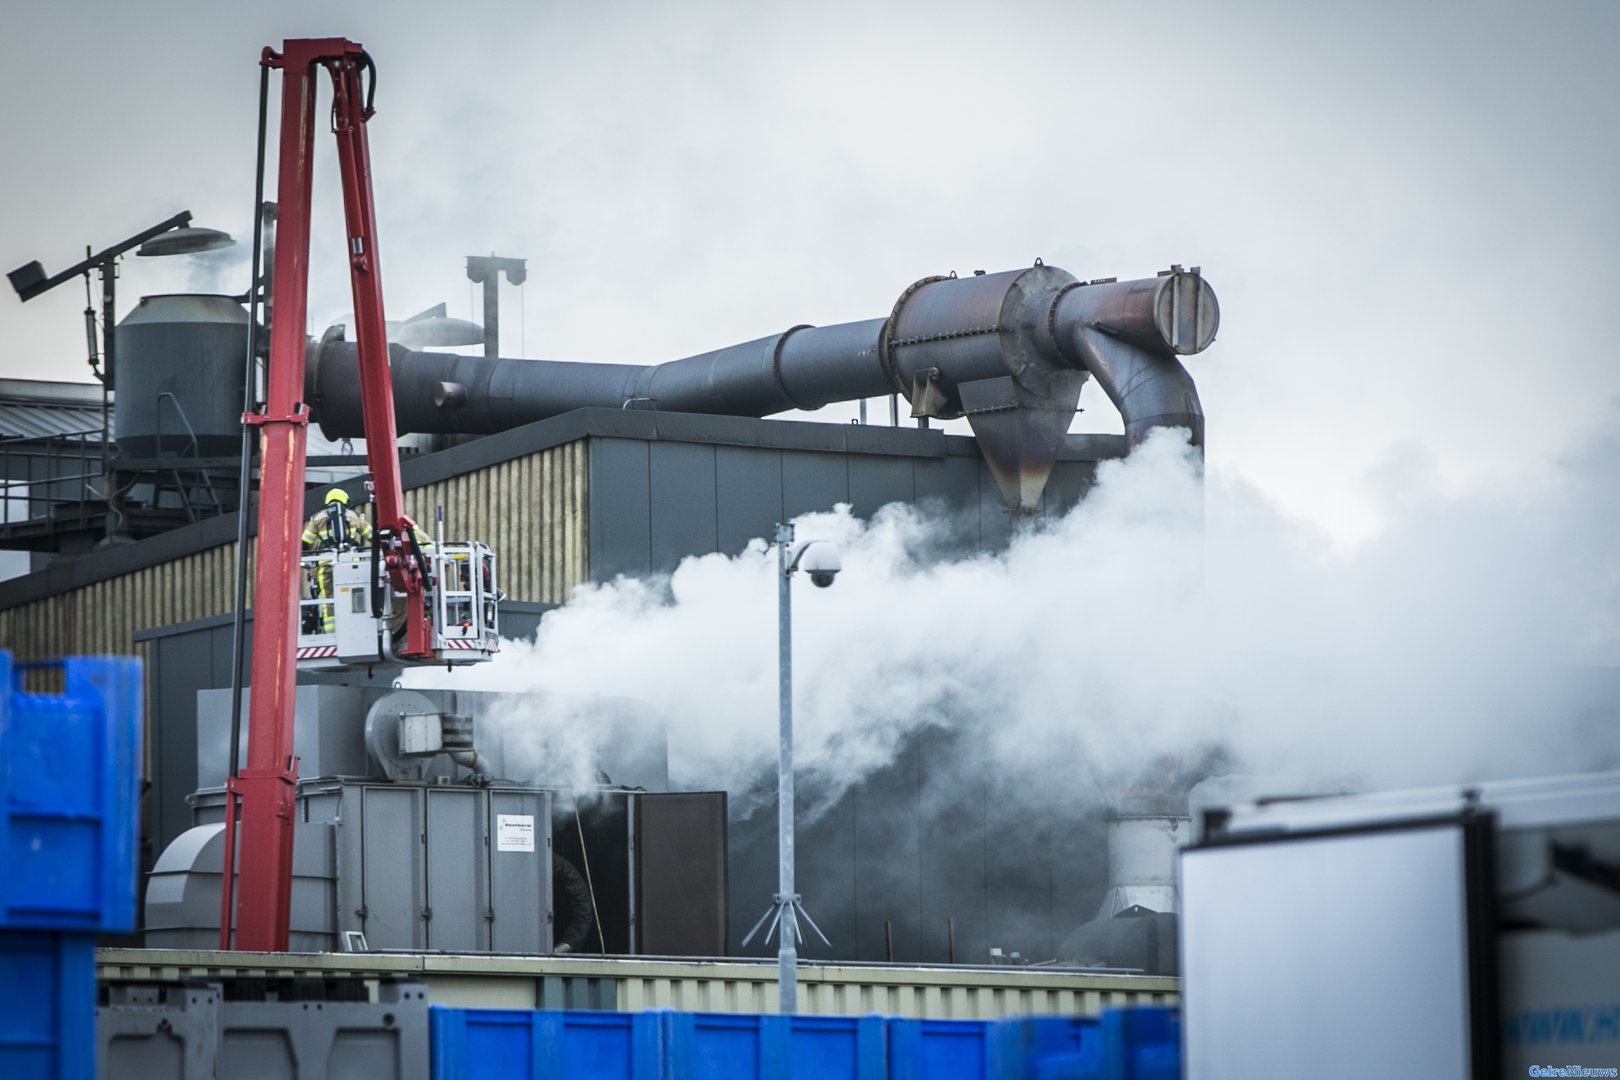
[114,294,250,457]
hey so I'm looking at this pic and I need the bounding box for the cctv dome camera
[792,540,842,588]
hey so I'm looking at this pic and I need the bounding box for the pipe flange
[878,274,952,398]
[1046,280,1086,355]
[993,263,1080,398]
[770,324,815,411]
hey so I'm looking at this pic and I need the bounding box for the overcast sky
[2,0,1615,542]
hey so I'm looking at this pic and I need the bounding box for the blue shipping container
[0,652,143,933]
[0,931,97,1080]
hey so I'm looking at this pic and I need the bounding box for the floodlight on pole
[6,210,235,385]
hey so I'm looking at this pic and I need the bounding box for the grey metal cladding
[779,786,858,959]
[588,437,652,581]
[1041,460,1100,518]
[492,604,551,643]
[715,446,783,555]
[649,442,718,570]
[780,451,849,521]
[917,727,990,965]
[846,456,915,521]
[358,785,426,950]
[976,458,1020,548]
[984,796,1055,961]
[488,789,551,954]
[151,626,217,855]
[912,453,980,513]
[425,789,485,952]
[852,740,924,963]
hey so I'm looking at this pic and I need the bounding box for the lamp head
[136,226,236,257]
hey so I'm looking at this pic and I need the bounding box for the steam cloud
[408,424,1620,814]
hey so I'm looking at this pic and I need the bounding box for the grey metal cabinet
[330,782,553,953]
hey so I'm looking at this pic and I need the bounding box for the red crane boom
[223,37,434,952]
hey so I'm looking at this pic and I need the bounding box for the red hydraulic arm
[224,38,434,952]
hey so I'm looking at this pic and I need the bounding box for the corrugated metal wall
[610,967,1178,1019]
[97,949,1179,1019]
[0,542,247,665]
[403,440,587,606]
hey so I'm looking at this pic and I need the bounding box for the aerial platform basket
[296,540,501,672]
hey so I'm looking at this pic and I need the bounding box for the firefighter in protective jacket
[301,487,373,552]
[301,488,373,632]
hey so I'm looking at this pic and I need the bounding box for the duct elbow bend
[1071,328,1205,451]
[448,749,493,786]
[1051,269,1216,451]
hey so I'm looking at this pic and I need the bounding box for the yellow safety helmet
[325,488,350,506]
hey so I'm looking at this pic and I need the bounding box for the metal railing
[0,428,104,533]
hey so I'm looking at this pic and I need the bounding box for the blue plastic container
[664,1012,885,1080]
[431,1006,663,1080]
[991,1009,1180,1080]
[0,651,143,932]
[0,931,97,1080]
[1095,1008,1179,1080]
[991,1015,1098,1079]
[886,1018,991,1080]
[428,1005,1181,1080]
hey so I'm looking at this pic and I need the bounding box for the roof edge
[0,409,1124,611]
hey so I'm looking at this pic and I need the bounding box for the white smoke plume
[408,423,1620,814]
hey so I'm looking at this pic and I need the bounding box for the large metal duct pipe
[312,318,891,438]
[308,264,1218,510]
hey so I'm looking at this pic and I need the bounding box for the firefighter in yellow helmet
[301,487,373,552]
[300,488,374,633]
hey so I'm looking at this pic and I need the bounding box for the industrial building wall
[0,440,588,666]
[402,439,587,605]
[0,541,244,664]
[586,434,1103,580]
[728,726,1109,968]
[571,422,1117,967]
